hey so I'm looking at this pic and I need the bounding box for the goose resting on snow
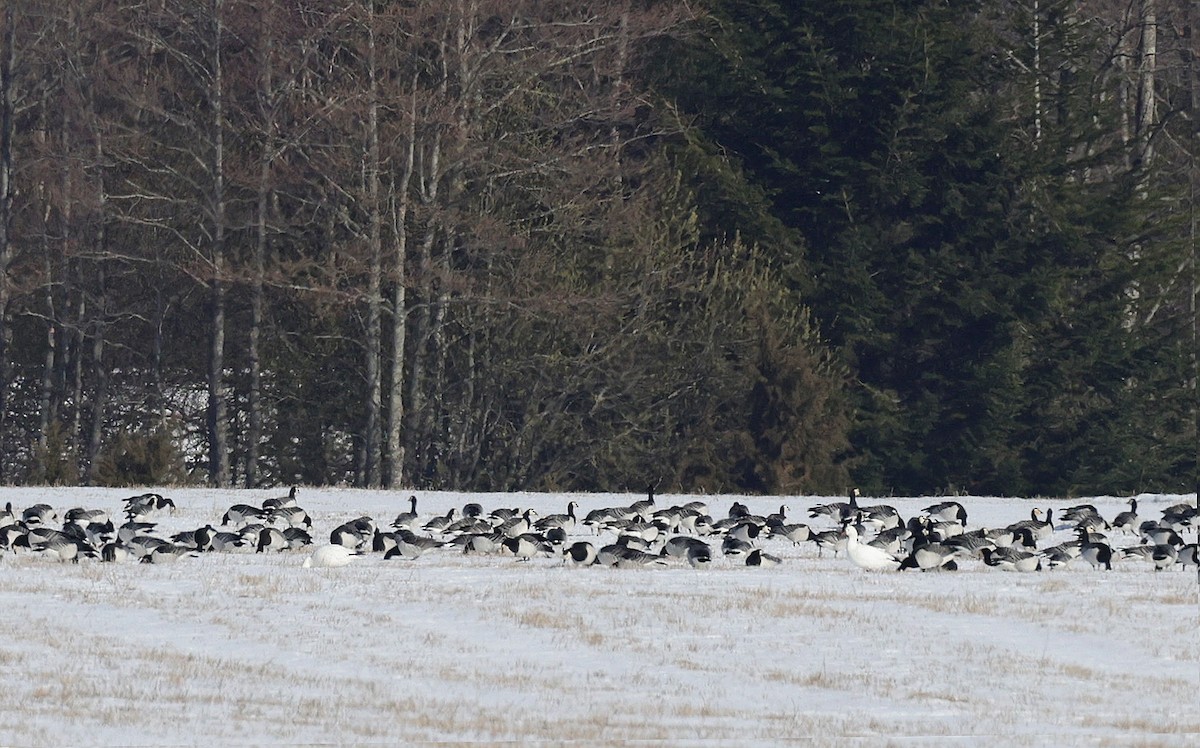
[303,544,361,568]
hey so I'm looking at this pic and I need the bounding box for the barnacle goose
[858,502,902,531]
[282,527,313,549]
[981,546,1041,572]
[123,492,176,521]
[256,527,288,553]
[330,522,368,549]
[65,507,109,526]
[726,521,763,545]
[900,540,961,571]
[391,529,443,559]
[1177,543,1199,570]
[564,541,597,566]
[22,504,58,526]
[662,536,709,560]
[460,532,503,555]
[118,520,156,544]
[922,500,967,526]
[35,536,88,563]
[192,525,216,552]
[628,487,656,519]
[809,489,860,523]
[0,527,29,551]
[392,496,419,530]
[581,507,619,534]
[765,504,791,528]
[721,536,753,560]
[744,549,782,567]
[1076,528,1113,570]
[222,504,266,526]
[1141,525,1183,547]
[619,520,659,543]
[771,523,811,546]
[596,544,625,567]
[262,485,299,511]
[613,548,668,569]
[445,516,491,536]
[270,505,312,529]
[211,531,248,552]
[100,542,132,563]
[534,501,579,533]
[1007,508,1054,542]
[495,509,535,539]
[811,528,847,558]
[1121,544,1178,571]
[501,533,550,561]
[1060,503,1100,525]
[372,529,399,555]
[941,532,995,559]
[1111,499,1139,534]
[686,543,713,568]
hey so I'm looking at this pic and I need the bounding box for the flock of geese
[821,491,1200,573]
[0,487,1196,573]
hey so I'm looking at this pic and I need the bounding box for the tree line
[0,1,1194,497]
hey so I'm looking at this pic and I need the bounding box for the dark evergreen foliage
[0,1,1193,495]
[658,0,1195,494]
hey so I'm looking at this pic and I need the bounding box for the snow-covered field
[0,486,1196,746]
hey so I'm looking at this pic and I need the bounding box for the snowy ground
[0,486,1196,746]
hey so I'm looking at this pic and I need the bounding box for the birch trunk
[361,1,383,487]
[82,265,107,484]
[1188,0,1200,496]
[38,97,65,448]
[206,0,230,486]
[385,79,417,489]
[0,6,15,479]
[246,8,277,489]
[1135,0,1157,170]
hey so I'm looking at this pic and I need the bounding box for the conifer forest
[0,1,1196,497]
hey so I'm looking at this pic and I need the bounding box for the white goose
[303,544,361,568]
[844,525,900,571]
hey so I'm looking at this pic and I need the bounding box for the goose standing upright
[392,496,419,530]
[535,501,579,533]
[1008,508,1054,542]
[922,500,968,526]
[1111,499,1139,535]
[811,528,847,558]
[263,486,299,512]
[808,489,861,524]
[628,486,656,519]
[423,508,459,534]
